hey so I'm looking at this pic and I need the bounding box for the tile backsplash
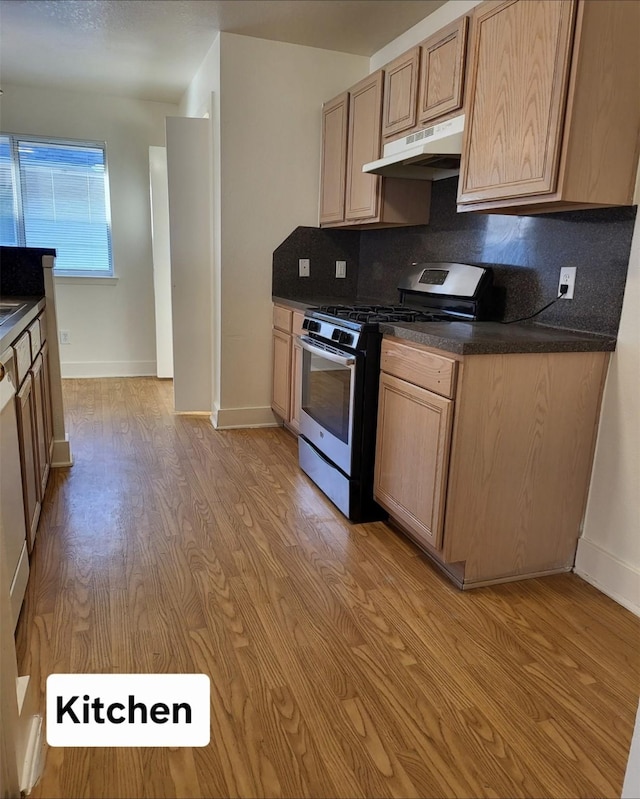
[273,178,637,336]
[272,227,359,302]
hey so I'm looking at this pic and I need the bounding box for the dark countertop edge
[0,296,46,353]
[273,295,330,312]
[0,246,56,256]
[379,321,617,355]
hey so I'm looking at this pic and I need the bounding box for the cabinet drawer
[273,305,293,333]
[13,331,32,388]
[29,317,41,357]
[381,338,456,398]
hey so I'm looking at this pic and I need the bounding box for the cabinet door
[320,92,349,225]
[31,353,50,499]
[374,372,453,550]
[345,71,383,221]
[289,338,303,435]
[16,375,41,551]
[458,0,577,205]
[382,47,420,138]
[271,329,292,421]
[418,15,468,126]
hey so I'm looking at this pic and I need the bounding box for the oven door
[299,335,357,476]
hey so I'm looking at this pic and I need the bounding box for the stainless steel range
[298,262,494,522]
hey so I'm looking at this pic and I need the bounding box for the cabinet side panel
[288,339,302,435]
[560,0,640,205]
[444,352,608,582]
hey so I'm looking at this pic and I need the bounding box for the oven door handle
[299,336,356,366]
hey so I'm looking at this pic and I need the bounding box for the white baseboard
[51,437,73,467]
[574,538,640,616]
[60,361,156,378]
[19,714,44,795]
[212,405,280,429]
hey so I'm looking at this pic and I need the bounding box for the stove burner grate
[315,304,450,324]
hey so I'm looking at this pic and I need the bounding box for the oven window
[302,349,352,443]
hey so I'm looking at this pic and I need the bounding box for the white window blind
[0,135,18,246]
[0,135,113,276]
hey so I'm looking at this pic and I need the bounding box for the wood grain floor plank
[15,377,639,799]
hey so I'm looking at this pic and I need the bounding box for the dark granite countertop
[273,295,616,354]
[0,296,45,353]
[379,320,616,355]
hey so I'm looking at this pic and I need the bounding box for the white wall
[178,36,221,416]
[1,84,178,377]
[149,146,173,378]
[165,117,212,412]
[575,176,640,615]
[180,33,369,427]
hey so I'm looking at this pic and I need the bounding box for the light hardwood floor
[16,377,639,799]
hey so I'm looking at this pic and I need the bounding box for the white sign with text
[47,674,210,747]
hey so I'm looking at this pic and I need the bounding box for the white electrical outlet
[558,266,577,299]
[335,260,347,279]
[298,258,310,277]
[59,330,71,345]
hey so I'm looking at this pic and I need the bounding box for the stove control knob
[307,320,321,333]
[331,330,341,341]
[339,332,354,346]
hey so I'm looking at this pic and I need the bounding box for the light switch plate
[335,260,347,278]
[299,258,310,277]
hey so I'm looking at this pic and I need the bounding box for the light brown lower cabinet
[12,310,54,553]
[375,372,453,551]
[375,336,610,588]
[16,374,41,552]
[271,328,292,421]
[271,304,304,433]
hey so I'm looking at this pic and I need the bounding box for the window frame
[1,132,115,278]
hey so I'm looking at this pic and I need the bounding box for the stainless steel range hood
[363,114,464,181]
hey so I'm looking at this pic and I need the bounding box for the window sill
[54,274,118,285]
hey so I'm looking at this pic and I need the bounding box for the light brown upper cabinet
[418,15,469,127]
[319,92,349,225]
[382,48,420,139]
[457,0,640,213]
[382,15,470,142]
[320,71,431,229]
[345,71,385,221]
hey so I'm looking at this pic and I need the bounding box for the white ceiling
[0,0,445,103]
